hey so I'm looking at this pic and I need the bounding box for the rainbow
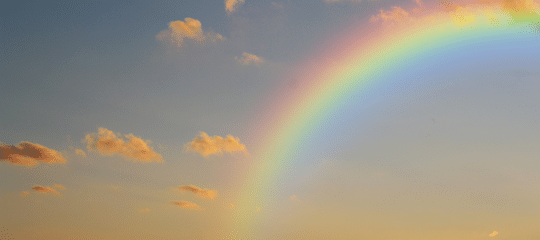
[229,1,540,238]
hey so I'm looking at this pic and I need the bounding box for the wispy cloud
[171,201,201,210]
[225,0,245,14]
[20,191,29,197]
[370,0,540,27]
[0,142,66,166]
[489,231,499,237]
[184,132,247,157]
[32,185,59,194]
[156,18,224,49]
[84,128,163,163]
[53,184,66,190]
[138,208,150,213]
[235,52,265,66]
[271,2,284,9]
[177,185,218,199]
[75,149,86,157]
[324,0,362,3]
[370,6,410,23]
[290,195,301,202]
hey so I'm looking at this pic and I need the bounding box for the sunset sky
[1,0,540,239]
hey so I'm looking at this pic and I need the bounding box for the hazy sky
[1,0,540,239]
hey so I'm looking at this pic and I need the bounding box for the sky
[1,0,540,239]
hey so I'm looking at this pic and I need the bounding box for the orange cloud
[451,6,476,25]
[499,0,538,11]
[138,208,150,213]
[235,52,265,66]
[84,128,163,163]
[324,0,363,2]
[32,185,59,194]
[53,184,66,190]
[370,0,540,28]
[370,6,410,23]
[177,185,218,199]
[489,231,499,237]
[290,195,301,202]
[75,149,86,157]
[184,132,247,157]
[156,18,224,48]
[0,142,66,166]
[20,191,29,197]
[225,0,245,14]
[171,201,201,210]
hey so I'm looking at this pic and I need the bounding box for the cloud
[171,201,201,210]
[235,52,265,66]
[290,195,301,202]
[271,2,284,9]
[177,185,218,199]
[32,185,59,194]
[75,149,86,157]
[0,142,66,166]
[370,6,410,23]
[138,208,150,213]
[450,6,476,26]
[184,132,248,157]
[365,0,540,34]
[225,0,245,14]
[324,0,362,3]
[489,231,499,237]
[156,18,224,49]
[499,0,538,11]
[20,191,29,197]
[53,184,66,190]
[84,128,163,163]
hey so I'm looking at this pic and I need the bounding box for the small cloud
[324,0,362,3]
[370,6,410,23]
[53,184,66,190]
[235,52,265,66]
[271,2,284,9]
[501,0,538,12]
[177,185,218,199]
[32,185,59,194]
[138,208,150,213]
[0,142,66,166]
[184,132,248,157]
[450,6,476,26]
[84,127,163,163]
[20,191,29,197]
[156,18,224,49]
[230,203,235,209]
[225,0,245,14]
[290,195,301,202]
[171,201,201,210]
[489,231,499,237]
[75,149,86,157]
